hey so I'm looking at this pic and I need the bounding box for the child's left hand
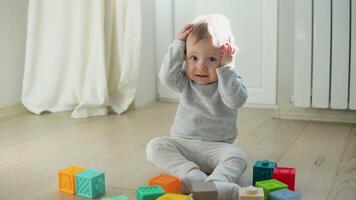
[220,42,236,67]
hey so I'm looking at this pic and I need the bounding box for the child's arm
[217,42,248,109]
[217,66,248,110]
[159,24,193,92]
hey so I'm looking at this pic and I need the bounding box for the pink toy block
[272,167,296,191]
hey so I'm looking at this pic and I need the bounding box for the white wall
[0,0,28,108]
[135,0,157,108]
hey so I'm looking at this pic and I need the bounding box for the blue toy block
[75,169,105,198]
[101,195,128,200]
[269,189,300,200]
[136,185,165,200]
[253,160,277,185]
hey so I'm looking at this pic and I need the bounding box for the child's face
[185,35,221,85]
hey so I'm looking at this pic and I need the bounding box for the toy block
[58,166,85,194]
[255,179,288,200]
[101,195,128,200]
[269,189,300,200]
[239,185,264,200]
[253,160,277,186]
[75,169,105,198]
[157,193,190,200]
[149,174,180,193]
[191,182,218,200]
[272,167,296,191]
[136,185,165,200]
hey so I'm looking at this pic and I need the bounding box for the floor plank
[277,122,351,200]
[235,119,308,186]
[327,125,356,199]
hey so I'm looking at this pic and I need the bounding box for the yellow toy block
[58,166,85,194]
[156,193,190,200]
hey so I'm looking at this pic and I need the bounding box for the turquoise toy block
[253,160,277,185]
[136,185,165,200]
[101,195,128,200]
[269,189,300,200]
[75,169,105,198]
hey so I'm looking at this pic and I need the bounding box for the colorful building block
[156,193,190,200]
[239,185,264,200]
[253,160,277,186]
[256,179,288,200]
[269,189,300,200]
[136,185,165,200]
[149,175,180,193]
[101,195,128,200]
[58,166,85,194]
[191,182,218,200]
[75,169,105,198]
[272,167,296,191]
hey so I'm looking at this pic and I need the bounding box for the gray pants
[146,136,248,183]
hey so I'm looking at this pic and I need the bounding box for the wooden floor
[0,102,355,200]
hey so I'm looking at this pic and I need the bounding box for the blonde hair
[190,14,237,51]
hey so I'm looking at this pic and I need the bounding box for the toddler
[146,14,248,200]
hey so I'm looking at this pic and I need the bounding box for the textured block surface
[191,182,218,200]
[239,185,264,200]
[136,185,165,200]
[269,189,300,200]
[156,193,190,200]
[272,167,296,191]
[253,160,277,186]
[149,174,180,193]
[256,179,288,200]
[58,166,85,194]
[101,195,128,200]
[76,169,105,198]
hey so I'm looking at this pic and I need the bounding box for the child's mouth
[195,74,209,78]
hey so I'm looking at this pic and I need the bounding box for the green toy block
[101,195,128,200]
[136,185,165,200]
[75,169,105,199]
[256,179,288,200]
[253,160,277,185]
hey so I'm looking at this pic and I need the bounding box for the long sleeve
[159,40,188,93]
[216,65,248,110]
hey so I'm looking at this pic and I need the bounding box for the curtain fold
[22,0,141,118]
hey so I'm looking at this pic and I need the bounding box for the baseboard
[0,104,28,118]
[274,106,356,124]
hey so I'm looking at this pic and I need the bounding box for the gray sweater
[159,40,248,143]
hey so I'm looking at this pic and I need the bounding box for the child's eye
[208,57,217,62]
[190,56,198,61]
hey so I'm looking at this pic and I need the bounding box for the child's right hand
[177,24,193,41]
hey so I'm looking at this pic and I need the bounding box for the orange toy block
[149,175,180,193]
[58,166,85,194]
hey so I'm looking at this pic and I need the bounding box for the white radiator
[294,0,356,110]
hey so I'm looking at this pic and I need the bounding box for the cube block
[101,195,128,200]
[58,166,85,194]
[269,189,300,200]
[76,169,105,198]
[156,193,190,200]
[191,182,218,200]
[239,185,264,200]
[136,185,165,200]
[272,167,296,191]
[256,179,288,200]
[149,175,180,193]
[253,160,277,186]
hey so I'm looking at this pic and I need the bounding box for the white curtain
[22,0,141,118]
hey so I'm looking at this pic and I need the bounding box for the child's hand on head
[177,24,193,41]
[220,42,236,67]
